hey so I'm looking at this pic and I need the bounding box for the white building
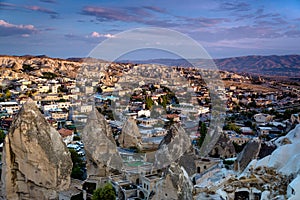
[51,84,61,94]
[37,84,50,93]
[0,102,20,114]
[84,86,94,94]
[137,110,151,118]
[80,105,93,113]
[254,113,273,123]
[258,127,272,136]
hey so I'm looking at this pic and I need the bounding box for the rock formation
[118,118,142,150]
[198,125,300,200]
[253,124,300,176]
[82,109,123,177]
[0,55,81,79]
[154,124,191,169]
[209,133,236,159]
[178,151,197,176]
[234,139,261,172]
[257,142,276,159]
[151,163,193,200]
[1,99,72,200]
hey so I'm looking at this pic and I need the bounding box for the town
[0,55,300,200]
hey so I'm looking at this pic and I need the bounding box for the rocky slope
[254,124,300,176]
[234,139,261,172]
[209,133,236,159]
[0,55,82,79]
[118,118,142,150]
[151,162,193,200]
[154,124,191,169]
[204,124,300,200]
[82,109,123,177]
[1,99,72,200]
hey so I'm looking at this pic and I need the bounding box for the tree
[92,183,116,200]
[5,90,11,99]
[158,95,168,109]
[197,122,207,148]
[224,123,241,133]
[145,96,154,110]
[0,129,6,143]
[69,149,85,180]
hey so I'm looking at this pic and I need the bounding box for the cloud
[219,2,251,12]
[64,32,115,43]
[184,16,230,27]
[25,5,59,18]
[142,6,167,14]
[81,6,137,22]
[284,30,300,38]
[0,2,58,18]
[0,2,19,10]
[89,31,115,38]
[91,31,101,38]
[25,5,58,15]
[21,34,30,38]
[81,6,182,27]
[0,19,37,36]
[39,0,56,3]
[81,5,228,28]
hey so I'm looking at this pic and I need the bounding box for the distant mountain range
[122,55,300,77]
[1,54,299,78]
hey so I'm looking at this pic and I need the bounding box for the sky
[0,0,300,59]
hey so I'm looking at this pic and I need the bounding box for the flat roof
[0,102,18,105]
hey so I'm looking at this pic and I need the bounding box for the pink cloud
[25,5,57,14]
[0,19,37,36]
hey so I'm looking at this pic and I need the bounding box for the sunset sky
[0,0,300,59]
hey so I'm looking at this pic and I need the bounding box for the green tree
[0,129,6,143]
[158,95,168,109]
[145,96,154,110]
[69,149,85,180]
[5,90,11,99]
[92,183,116,200]
[224,123,241,133]
[197,122,207,148]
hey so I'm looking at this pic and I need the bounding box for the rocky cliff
[118,118,142,150]
[0,55,81,79]
[82,109,123,177]
[151,162,193,200]
[154,124,191,169]
[1,99,72,200]
[209,133,236,159]
[254,124,300,176]
[234,139,261,172]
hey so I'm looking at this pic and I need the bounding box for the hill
[123,55,300,77]
[1,54,299,79]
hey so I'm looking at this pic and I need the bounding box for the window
[197,167,200,173]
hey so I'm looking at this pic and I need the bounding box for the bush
[0,129,6,143]
[69,149,85,180]
[92,183,116,200]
